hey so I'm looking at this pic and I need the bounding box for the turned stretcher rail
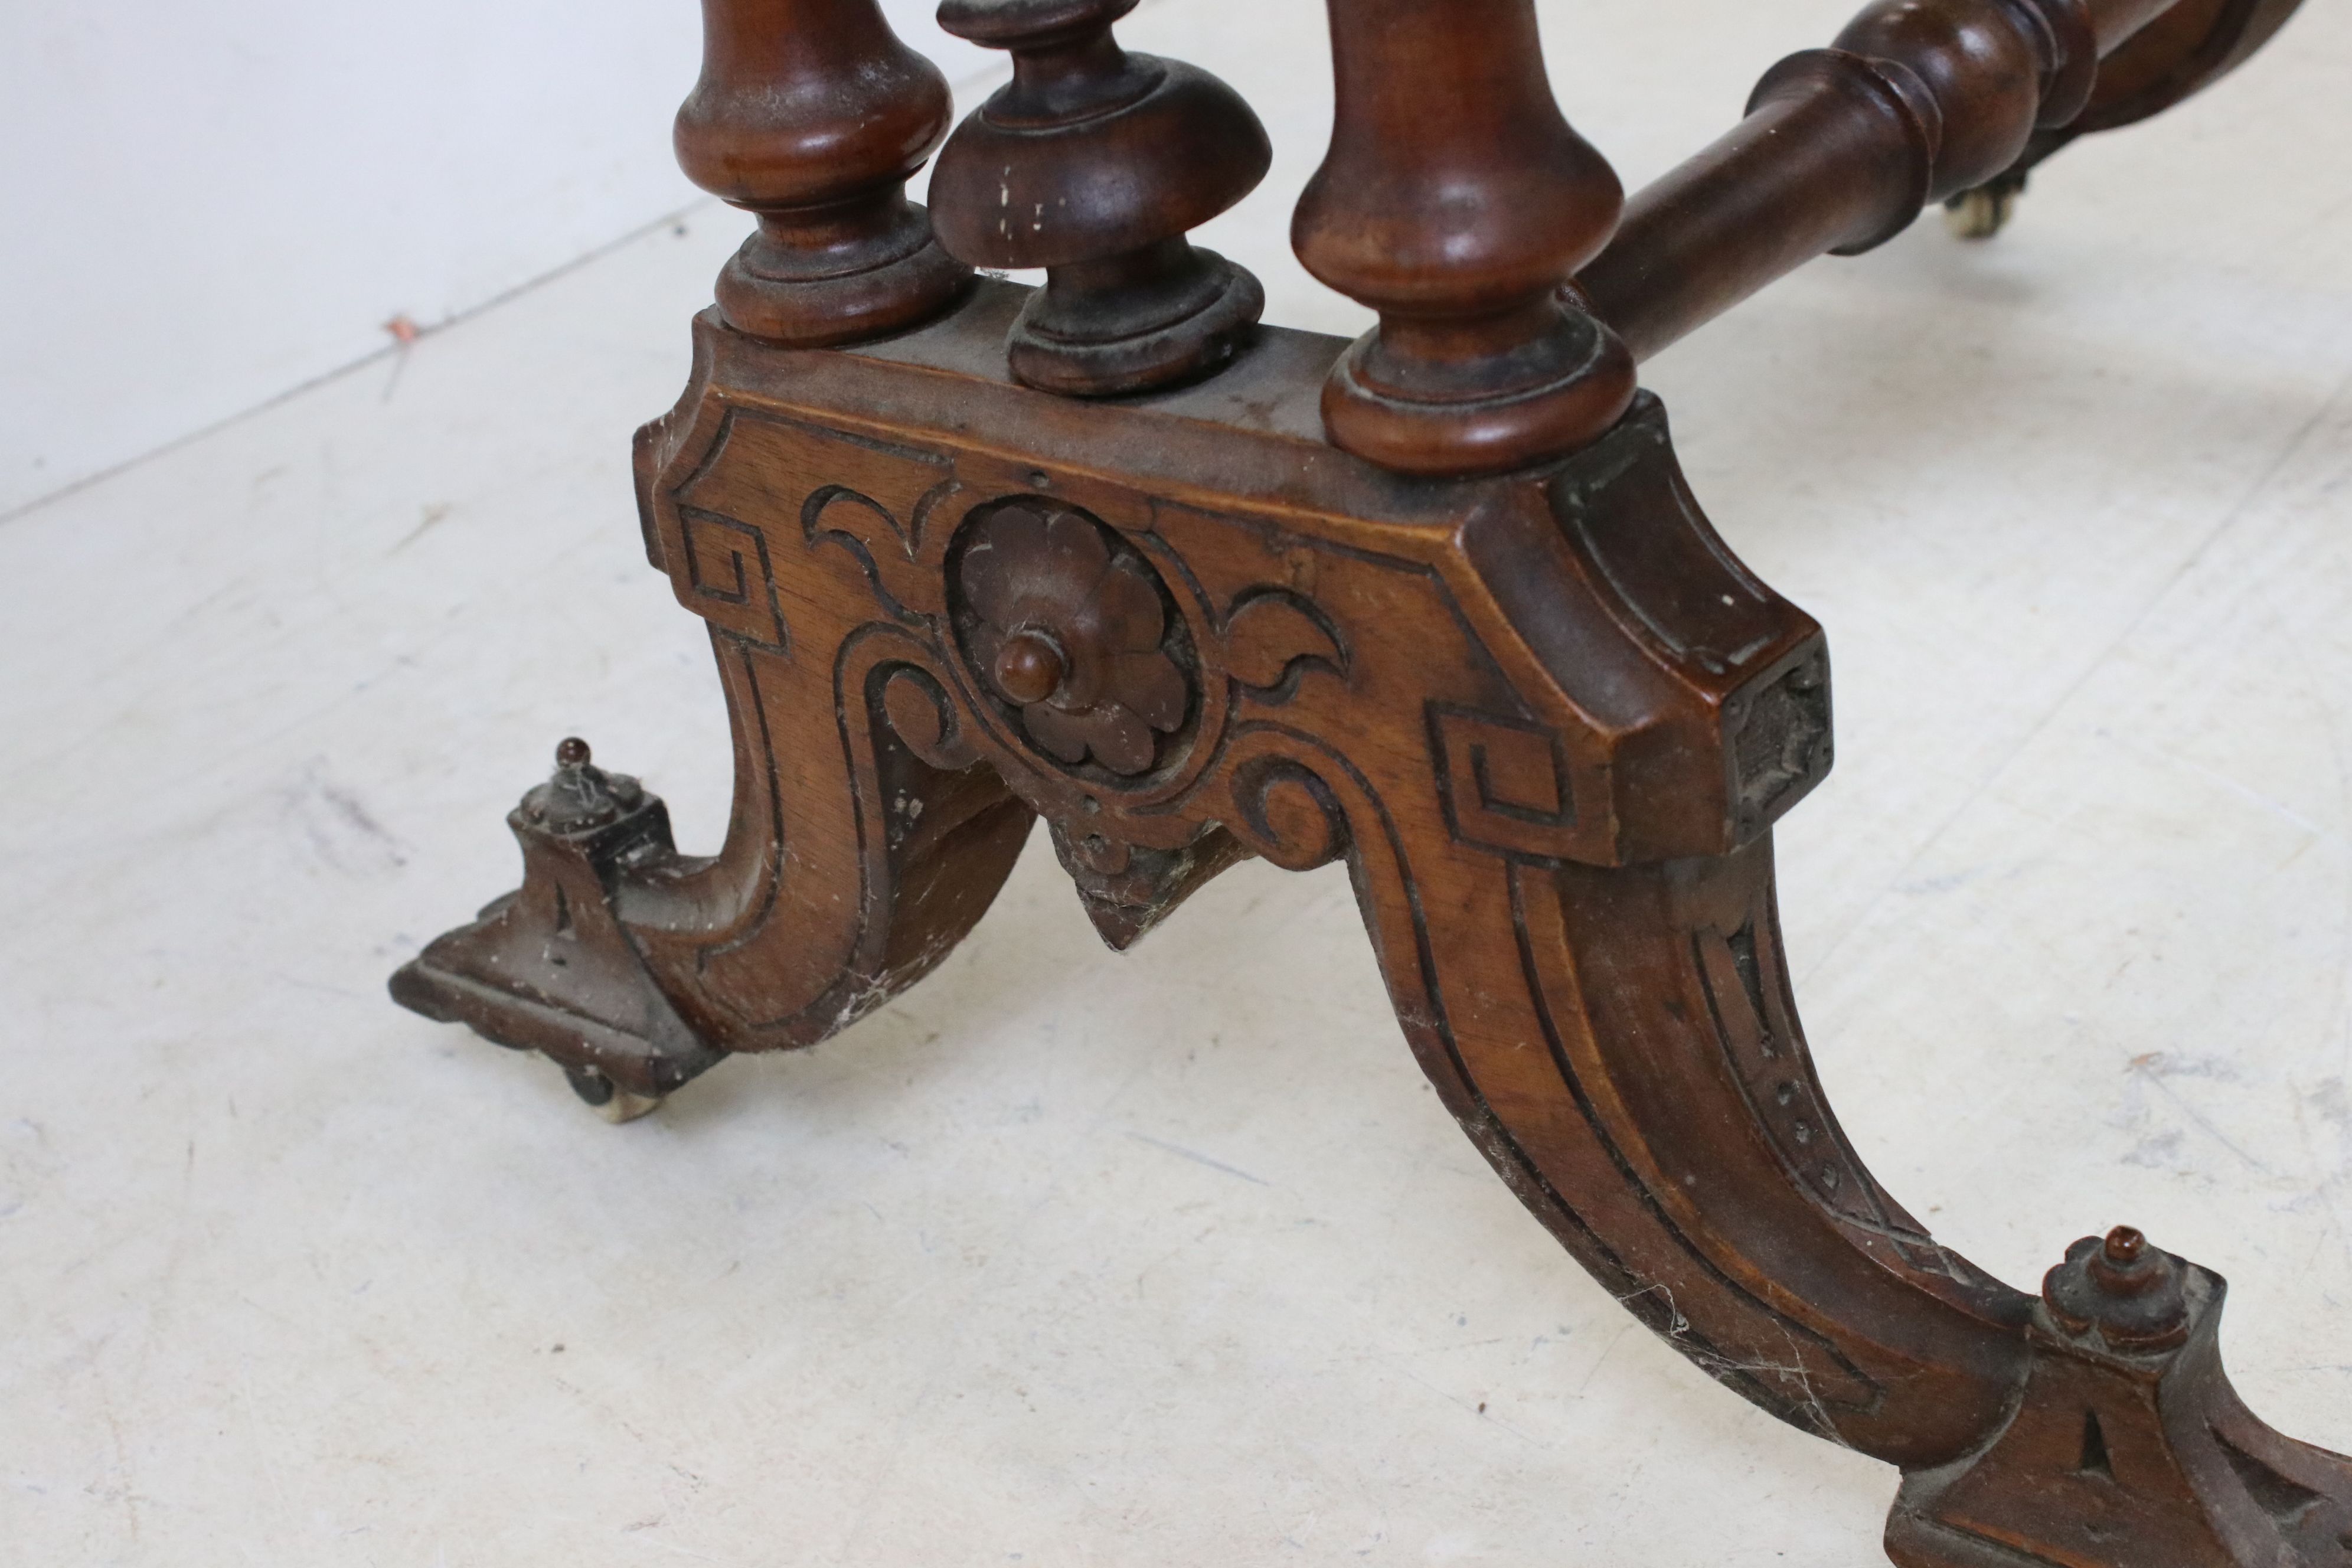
[1580,0,2183,360]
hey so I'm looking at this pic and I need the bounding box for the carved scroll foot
[391,671,1037,1110]
[389,739,723,1109]
[1887,1227,2352,1568]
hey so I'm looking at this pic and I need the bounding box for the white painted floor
[8,2,2352,1563]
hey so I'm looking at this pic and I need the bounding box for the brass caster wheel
[562,1062,663,1124]
[1944,172,2026,240]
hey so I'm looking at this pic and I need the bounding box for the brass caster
[1944,174,2026,241]
[562,1062,664,1125]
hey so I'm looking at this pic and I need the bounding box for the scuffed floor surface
[5,2,2351,1562]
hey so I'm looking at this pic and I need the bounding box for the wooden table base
[391,0,2347,1559]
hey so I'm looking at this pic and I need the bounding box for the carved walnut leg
[388,655,1029,1115]
[389,345,1034,1109]
[391,0,1038,1111]
[1351,824,2030,1464]
[394,263,2352,1555]
[387,628,1032,1115]
[1336,815,2352,1560]
[1125,375,2347,1563]
[388,0,2347,1548]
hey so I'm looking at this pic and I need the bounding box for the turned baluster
[927,0,1270,396]
[1291,0,1636,476]
[674,0,969,346]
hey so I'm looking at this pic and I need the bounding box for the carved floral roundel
[955,501,1193,776]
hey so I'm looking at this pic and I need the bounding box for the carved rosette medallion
[951,501,1197,778]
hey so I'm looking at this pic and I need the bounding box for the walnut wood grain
[391,0,2343,1560]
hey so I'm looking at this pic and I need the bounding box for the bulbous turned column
[1293,0,1636,476]
[674,0,970,346]
[928,0,1270,396]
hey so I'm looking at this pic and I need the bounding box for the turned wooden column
[928,0,1270,396]
[1291,0,1636,476]
[674,0,970,345]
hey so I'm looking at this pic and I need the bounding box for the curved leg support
[390,331,1038,1105]
[1333,749,2352,1560]
[1188,386,2352,1562]
[1340,805,2030,1466]
[620,622,1035,1053]
[388,635,1033,1103]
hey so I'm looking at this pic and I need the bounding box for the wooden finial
[929,0,1270,396]
[1292,0,1636,476]
[674,0,970,346]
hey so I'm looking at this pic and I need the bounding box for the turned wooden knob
[2102,1225,2147,1268]
[929,0,1270,396]
[1292,0,1636,476]
[2043,1224,2191,1352]
[991,629,1067,704]
[674,0,969,345]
